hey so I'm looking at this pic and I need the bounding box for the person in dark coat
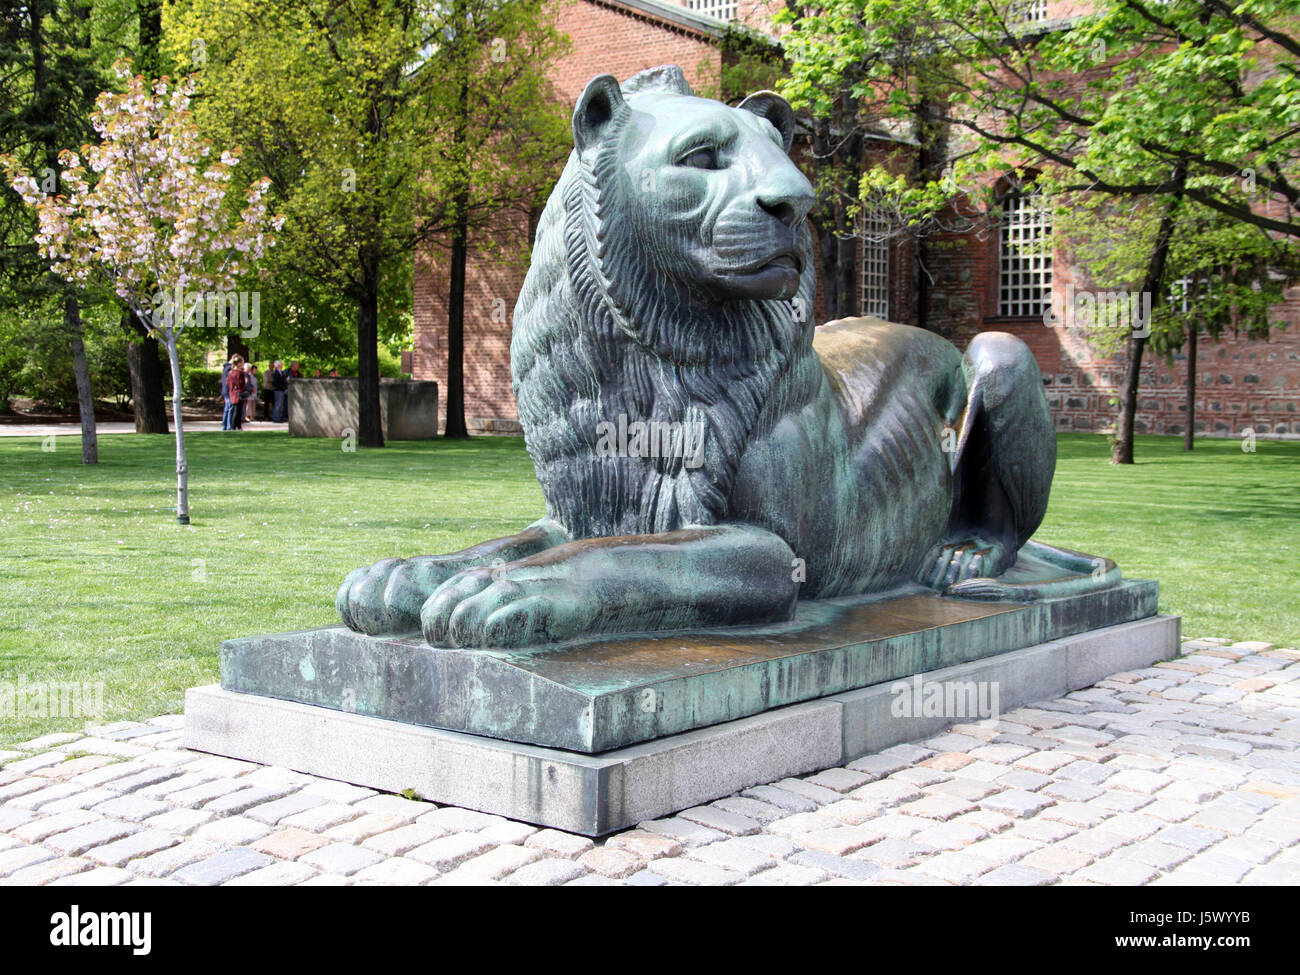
[260,362,275,420]
[271,360,288,422]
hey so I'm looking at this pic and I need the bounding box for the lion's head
[575,69,813,305]
[512,66,821,540]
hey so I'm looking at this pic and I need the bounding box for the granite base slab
[186,614,1180,835]
[219,579,1159,754]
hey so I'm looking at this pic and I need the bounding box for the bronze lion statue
[337,66,1115,648]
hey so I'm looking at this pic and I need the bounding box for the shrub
[87,329,131,409]
[329,345,406,379]
[182,367,224,399]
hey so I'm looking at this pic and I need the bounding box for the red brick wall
[920,194,1300,438]
[986,308,1300,437]
[412,210,530,428]
[553,1,722,101]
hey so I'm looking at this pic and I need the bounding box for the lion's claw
[337,557,407,634]
[918,539,1008,592]
[421,564,585,648]
[338,556,469,635]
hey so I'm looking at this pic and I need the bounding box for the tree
[1057,192,1299,449]
[779,0,1300,462]
[99,0,179,432]
[164,0,570,444]
[692,24,785,105]
[5,65,279,522]
[0,0,106,461]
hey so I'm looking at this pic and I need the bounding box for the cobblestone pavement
[2,637,1299,886]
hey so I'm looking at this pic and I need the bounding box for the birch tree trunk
[67,294,98,464]
[163,328,189,523]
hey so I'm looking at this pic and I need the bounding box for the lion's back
[729,317,966,594]
[813,317,964,437]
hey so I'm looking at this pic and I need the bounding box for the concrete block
[288,378,438,440]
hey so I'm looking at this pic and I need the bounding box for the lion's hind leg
[918,332,1056,593]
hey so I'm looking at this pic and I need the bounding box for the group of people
[222,357,302,430]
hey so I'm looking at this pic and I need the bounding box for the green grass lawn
[0,430,1296,746]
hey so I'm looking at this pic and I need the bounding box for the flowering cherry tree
[4,62,280,523]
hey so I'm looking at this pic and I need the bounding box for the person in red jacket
[225,355,247,430]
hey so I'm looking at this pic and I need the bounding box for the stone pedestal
[185,583,1178,835]
[287,378,439,440]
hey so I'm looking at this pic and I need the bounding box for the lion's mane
[511,68,820,540]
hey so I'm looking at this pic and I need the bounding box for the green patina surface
[223,578,1157,753]
[336,68,1072,650]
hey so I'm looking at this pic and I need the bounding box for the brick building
[412,0,1300,438]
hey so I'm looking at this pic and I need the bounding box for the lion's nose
[757,182,814,229]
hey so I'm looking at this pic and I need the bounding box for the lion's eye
[678,146,720,170]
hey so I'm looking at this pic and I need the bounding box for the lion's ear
[573,75,627,154]
[738,91,795,154]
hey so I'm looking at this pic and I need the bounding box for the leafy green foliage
[0,297,130,409]
[1056,195,1298,362]
[778,1,1300,242]
[162,0,571,418]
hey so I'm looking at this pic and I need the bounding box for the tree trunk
[1184,321,1197,451]
[916,238,929,330]
[34,0,97,460]
[356,259,384,448]
[816,221,839,321]
[837,100,863,320]
[810,116,856,323]
[445,206,471,440]
[162,329,189,523]
[912,89,944,332]
[123,306,169,433]
[1112,332,1147,465]
[444,26,471,441]
[834,232,858,320]
[136,0,164,76]
[67,295,98,464]
[226,334,250,363]
[1112,164,1187,465]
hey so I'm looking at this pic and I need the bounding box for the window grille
[998,187,1053,318]
[1010,0,1048,24]
[861,208,890,319]
[684,0,738,22]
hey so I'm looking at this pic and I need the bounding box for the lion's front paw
[420,565,589,648]
[917,539,1010,592]
[337,556,462,635]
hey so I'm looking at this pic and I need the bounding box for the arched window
[997,182,1053,318]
